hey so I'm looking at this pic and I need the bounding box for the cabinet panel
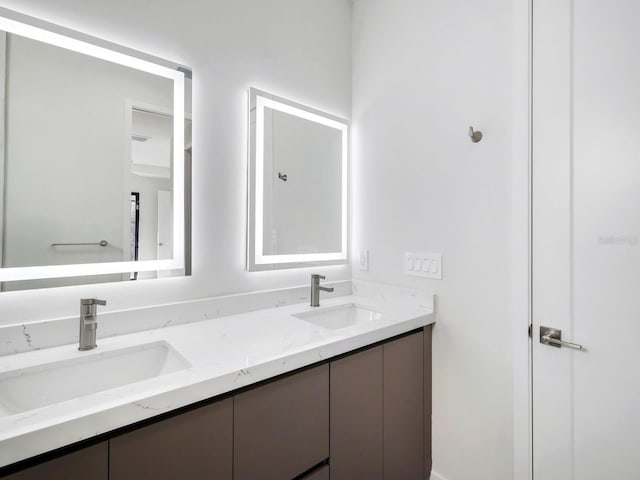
[2,442,107,480]
[109,398,232,480]
[384,331,424,480]
[330,345,383,480]
[424,325,433,477]
[233,364,329,480]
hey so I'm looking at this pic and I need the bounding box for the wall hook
[469,126,483,143]
[278,172,288,182]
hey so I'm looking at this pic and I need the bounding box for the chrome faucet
[79,298,107,351]
[310,274,334,307]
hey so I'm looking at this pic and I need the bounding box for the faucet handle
[81,298,107,306]
[311,274,326,281]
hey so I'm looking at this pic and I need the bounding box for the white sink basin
[293,303,385,330]
[0,341,190,416]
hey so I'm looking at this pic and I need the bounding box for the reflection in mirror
[0,9,191,290]
[129,108,193,281]
[247,88,348,271]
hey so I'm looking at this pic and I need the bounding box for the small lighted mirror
[247,88,348,271]
[0,8,191,290]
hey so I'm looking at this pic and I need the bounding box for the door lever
[540,326,584,350]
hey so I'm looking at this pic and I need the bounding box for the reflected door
[157,190,172,262]
[532,0,640,478]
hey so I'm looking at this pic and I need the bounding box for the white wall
[352,1,516,479]
[0,0,352,323]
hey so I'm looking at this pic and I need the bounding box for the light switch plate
[359,249,369,271]
[404,252,442,279]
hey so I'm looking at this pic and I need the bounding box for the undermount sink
[0,341,190,416]
[293,303,385,330]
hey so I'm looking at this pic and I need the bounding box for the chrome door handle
[540,326,584,350]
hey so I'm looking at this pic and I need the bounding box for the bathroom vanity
[0,286,434,480]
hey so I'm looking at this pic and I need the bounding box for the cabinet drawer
[233,364,329,480]
[109,398,232,480]
[2,442,107,480]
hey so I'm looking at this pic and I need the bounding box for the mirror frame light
[0,8,187,283]
[247,88,349,271]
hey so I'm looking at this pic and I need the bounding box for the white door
[532,0,640,479]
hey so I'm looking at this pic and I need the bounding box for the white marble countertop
[0,286,434,468]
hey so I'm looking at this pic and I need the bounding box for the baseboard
[430,470,448,480]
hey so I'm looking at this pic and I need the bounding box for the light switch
[405,254,415,271]
[430,260,439,274]
[421,259,430,273]
[404,252,442,280]
[359,249,369,272]
[415,258,423,271]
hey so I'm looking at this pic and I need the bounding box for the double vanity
[0,281,435,479]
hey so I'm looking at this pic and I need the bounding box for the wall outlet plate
[359,249,369,271]
[404,252,442,279]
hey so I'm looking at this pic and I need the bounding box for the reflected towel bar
[52,240,108,247]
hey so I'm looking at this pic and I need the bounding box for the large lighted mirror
[0,8,192,291]
[247,88,348,271]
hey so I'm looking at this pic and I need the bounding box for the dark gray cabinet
[109,398,232,480]
[2,442,107,480]
[233,364,329,480]
[330,345,384,480]
[330,328,431,480]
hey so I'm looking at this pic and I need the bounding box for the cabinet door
[233,364,329,480]
[330,345,383,480]
[383,331,424,480]
[109,398,232,480]
[2,442,107,480]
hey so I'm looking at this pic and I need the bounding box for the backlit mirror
[247,88,348,271]
[0,8,191,290]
